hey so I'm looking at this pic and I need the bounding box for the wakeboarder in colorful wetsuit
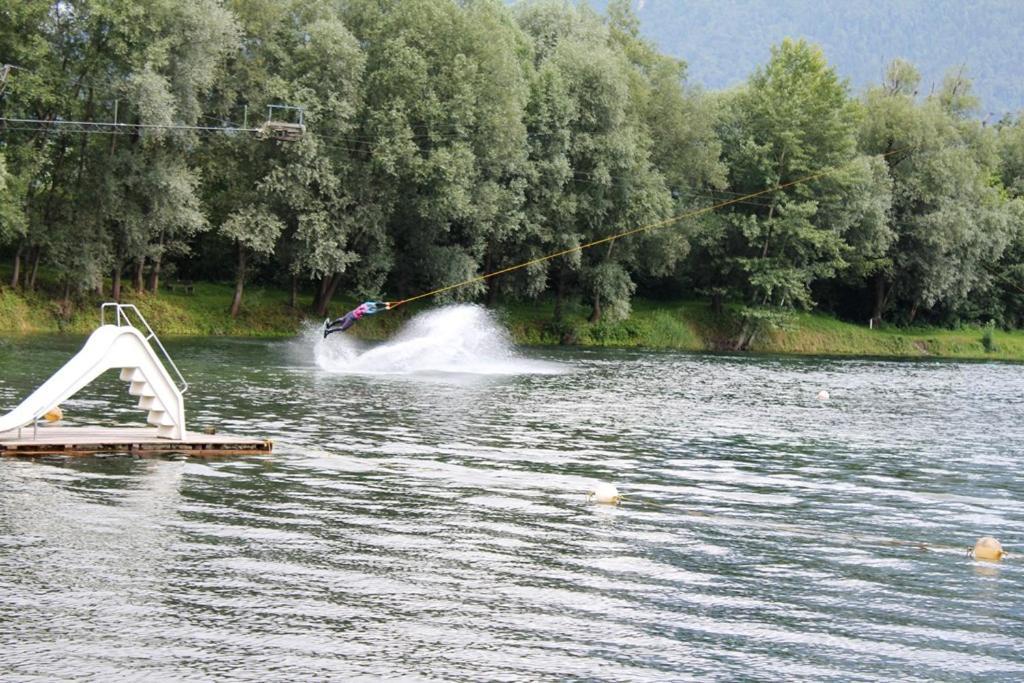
[323,301,390,337]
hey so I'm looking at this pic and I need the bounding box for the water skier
[323,301,390,337]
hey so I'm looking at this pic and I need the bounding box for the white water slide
[0,304,187,440]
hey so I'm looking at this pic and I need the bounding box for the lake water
[1,306,1022,681]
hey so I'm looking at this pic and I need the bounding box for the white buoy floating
[816,390,830,401]
[44,406,63,422]
[588,482,622,506]
[971,536,1006,562]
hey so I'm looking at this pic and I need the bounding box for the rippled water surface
[1,307,1022,681]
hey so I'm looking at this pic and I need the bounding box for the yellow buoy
[44,406,64,422]
[972,536,1005,562]
[816,390,830,401]
[588,482,622,506]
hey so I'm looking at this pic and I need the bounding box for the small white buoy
[44,406,64,422]
[816,390,830,401]
[588,482,622,506]
[971,536,1005,562]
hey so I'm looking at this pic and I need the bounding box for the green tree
[514,1,677,322]
[710,39,888,345]
[999,114,1024,197]
[220,206,284,317]
[0,0,86,293]
[0,152,28,276]
[341,0,530,312]
[860,61,1015,324]
[205,0,366,316]
[106,0,238,298]
[1,0,237,302]
[605,0,726,309]
[988,115,1024,326]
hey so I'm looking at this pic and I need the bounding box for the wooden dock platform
[0,426,272,458]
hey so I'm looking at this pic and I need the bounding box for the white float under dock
[0,426,272,458]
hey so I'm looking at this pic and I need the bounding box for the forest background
[1,0,1023,358]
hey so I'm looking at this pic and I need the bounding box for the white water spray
[313,305,561,376]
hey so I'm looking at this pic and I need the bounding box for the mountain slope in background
[589,0,1024,117]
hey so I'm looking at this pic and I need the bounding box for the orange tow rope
[386,146,911,310]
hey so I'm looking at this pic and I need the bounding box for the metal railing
[100,303,189,394]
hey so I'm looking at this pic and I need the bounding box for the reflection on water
[1,322,1023,680]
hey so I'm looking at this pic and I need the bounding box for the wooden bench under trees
[166,280,195,295]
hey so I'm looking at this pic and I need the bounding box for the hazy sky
[584,0,1024,116]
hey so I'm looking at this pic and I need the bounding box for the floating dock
[0,303,272,459]
[0,426,272,458]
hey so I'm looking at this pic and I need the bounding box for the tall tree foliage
[1,0,237,300]
[0,151,27,270]
[338,0,531,313]
[514,2,680,322]
[989,115,1024,326]
[1,1,1022,334]
[705,39,891,345]
[860,62,1016,324]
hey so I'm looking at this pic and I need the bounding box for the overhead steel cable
[0,116,261,136]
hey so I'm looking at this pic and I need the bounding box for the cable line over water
[388,146,912,308]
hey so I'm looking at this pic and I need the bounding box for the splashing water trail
[314,304,561,376]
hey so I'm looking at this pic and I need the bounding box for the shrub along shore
[1,284,1021,362]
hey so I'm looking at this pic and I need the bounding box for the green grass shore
[1,281,1023,361]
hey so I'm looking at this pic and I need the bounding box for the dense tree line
[1,0,1022,335]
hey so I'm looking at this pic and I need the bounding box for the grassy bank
[500,299,1024,361]
[0,283,310,336]
[1,282,1023,361]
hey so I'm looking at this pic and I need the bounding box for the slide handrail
[100,303,189,394]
